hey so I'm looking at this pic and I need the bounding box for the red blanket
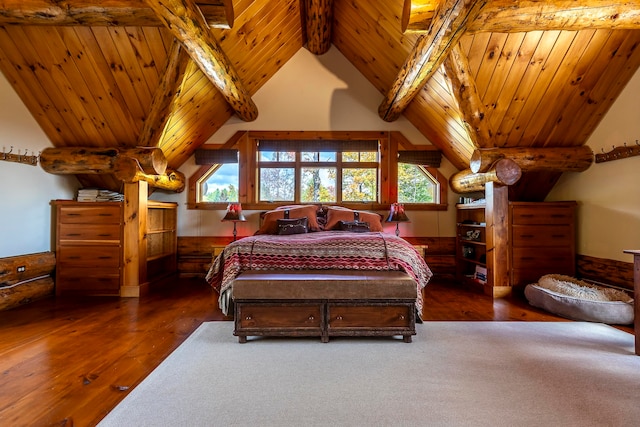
[206,231,432,316]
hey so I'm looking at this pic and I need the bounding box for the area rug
[98,321,640,427]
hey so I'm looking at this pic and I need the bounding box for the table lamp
[386,203,410,237]
[221,202,246,241]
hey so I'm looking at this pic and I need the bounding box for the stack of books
[77,189,124,202]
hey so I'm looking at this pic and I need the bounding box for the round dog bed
[524,274,634,325]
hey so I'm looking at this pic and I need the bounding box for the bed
[205,205,433,342]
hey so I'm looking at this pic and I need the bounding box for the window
[187,131,447,211]
[257,150,378,204]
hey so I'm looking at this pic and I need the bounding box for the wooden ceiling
[1,0,640,200]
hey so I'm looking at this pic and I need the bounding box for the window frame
[187,131,447,211]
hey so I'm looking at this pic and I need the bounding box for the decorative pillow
[338,220,370,233]
[325,207,383,232]
[256,205,320,234]
[277,217,309,235]
[524,274,634,325]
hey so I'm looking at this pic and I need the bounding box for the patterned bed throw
[205,231,433,316]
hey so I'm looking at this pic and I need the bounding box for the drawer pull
[245,315,252,320]
[308,315,315,321]
[67,233,81,237]
[335,315,343,321]
[399,315,405,320]
[98,233,113,237]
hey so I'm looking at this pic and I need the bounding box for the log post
[470,146,593,173]
[450,158,521,193]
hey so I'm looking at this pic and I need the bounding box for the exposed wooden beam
[145,0,258,122]
[138,39,191,148]
[443,43,492,147]
[304,0,333,55]
[0,0,234,28]
[449,158,521,193]
[378,0,488,122]
[402,0,640,33]
[470,146,594,173]
[115,157,185,192]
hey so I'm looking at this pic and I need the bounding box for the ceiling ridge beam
[0,0,234,28]
[145,0,258,122]
[304,0,333,55]
[379,0,488,122]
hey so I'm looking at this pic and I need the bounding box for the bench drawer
[327,303,413,329]
[235,302,323,330]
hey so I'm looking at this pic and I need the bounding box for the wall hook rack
[595,140,640,163]
[0,146,39,166]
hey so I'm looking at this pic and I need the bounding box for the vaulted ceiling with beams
[1,0,640,200]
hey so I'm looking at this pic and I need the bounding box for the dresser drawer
[58,205,122,224]
[56,267,121,295]
[327,303,413,329]
[235,303,323,330]
[511,206,573,225]
[57,245,121,268]
[511,225,573,247]
[58,223,121,241]
[512,247,574,270]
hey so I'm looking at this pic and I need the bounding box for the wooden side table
[623,250,640,355]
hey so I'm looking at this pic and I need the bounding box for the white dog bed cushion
[524,274,634,325]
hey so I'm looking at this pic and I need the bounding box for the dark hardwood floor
[0,277,633,426]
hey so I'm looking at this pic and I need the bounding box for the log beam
[145,0,258,122]
[402,0,640,33]
[379,0,488,122]
[0,0,234,28]
[1,251,56,311]
[470,146,594,173]
[304,0,333,55]
[40,147,167,175]
[443,43,492,147]
[138,39,191,148]
[450,158,521,193]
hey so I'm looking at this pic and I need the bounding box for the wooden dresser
[509,202,576,287]
[54,201,123,296]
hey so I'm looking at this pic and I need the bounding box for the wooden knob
[245,315,252,320]
[336,316,343,320]
[308,315,314,320]
[399,315,405,320]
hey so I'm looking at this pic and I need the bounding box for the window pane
[201,164,239,202]
[320,152,336,161]
[301,152,318,162]
[279,151,295,161]
[301,167,336,203]
[398,163,436,203]
[259,151,294,161]
[342,168,376,202]
[260,168,295,201]
[342,152,359,162]
[360,151,377,162]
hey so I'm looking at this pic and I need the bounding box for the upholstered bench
[231,270,418,343]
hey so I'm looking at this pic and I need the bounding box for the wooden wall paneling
[0,27,69,144]
[577,254,634,291]
[496,30,565,147]
[485,31,545,142]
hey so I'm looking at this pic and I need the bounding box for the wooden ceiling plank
[144,0,258,122]
[486,31,545,143]
[16,26,93,144]
[0,0,233,28]
[378,0,489,122]
[71,26,144,139]
[89,26,149,126]
[0,27,70,144]
[494,30,565,147]
[444,43,493,147]
[557,30,640,144]
[533,29,614,145]
[503,30,579,147]
[138,38,191,148]
[303,0,333,55]
[472,32,511,101]
[106,27,156,113]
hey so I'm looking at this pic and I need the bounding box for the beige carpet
[98,321,640,427]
